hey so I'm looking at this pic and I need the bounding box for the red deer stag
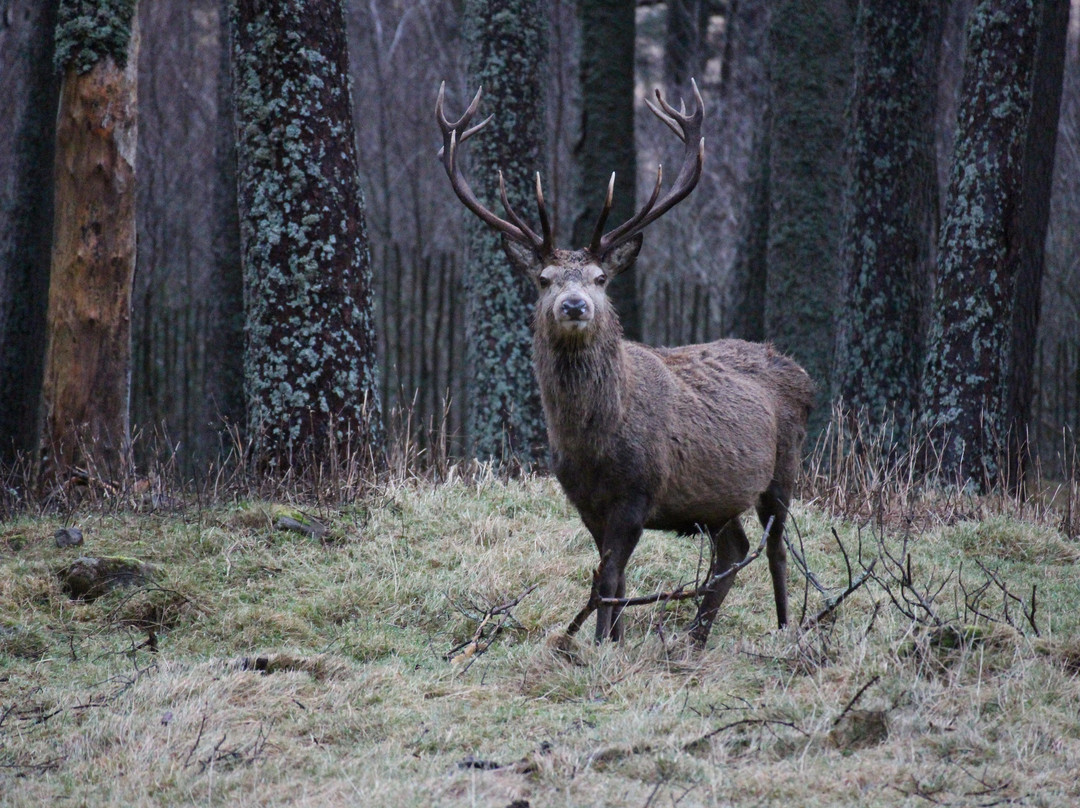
[436,81,814,646]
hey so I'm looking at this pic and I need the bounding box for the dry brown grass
[1,422,1079,806]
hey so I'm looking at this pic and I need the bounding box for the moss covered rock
[57,555,158,600]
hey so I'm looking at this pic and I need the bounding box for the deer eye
[538,275,552,289]
[595,273,607,286]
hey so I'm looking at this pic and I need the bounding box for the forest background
[0,0,1078,498]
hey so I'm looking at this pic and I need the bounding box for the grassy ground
[1,471,1079,807]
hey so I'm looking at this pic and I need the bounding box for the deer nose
[561,297,589,320]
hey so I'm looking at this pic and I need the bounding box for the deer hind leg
[756,481,790,629]
[688,519,750,648]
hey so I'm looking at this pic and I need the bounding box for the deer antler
[589,79,705,256]
[436,82,554,258]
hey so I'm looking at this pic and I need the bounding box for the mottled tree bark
[834,0,944,438]
[921,0,1040,490]
[462,0,548,465]
[38,0,139,489]
[0,0,59,465]
[231,0,383,470]
[1005,0,1070,491]
[763,0,852,429]
[571,0,639,340]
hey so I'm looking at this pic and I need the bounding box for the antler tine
[436,82,552,254]
[588,173,616,254]
[436,82,483,133]
[644,96,683,140]
[535,173,553,251]
[644,78,703,142]
[498,171,543,247]
[591,79,705,256]
[596,165,665,252]
[441,126,529,242]
[436,83,492,157]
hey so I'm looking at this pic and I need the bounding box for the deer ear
[502,236,543,277]
[599,233,643,276]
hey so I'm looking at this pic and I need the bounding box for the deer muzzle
[556,294,592,330]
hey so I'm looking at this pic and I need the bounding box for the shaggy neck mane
[532,313,627,441]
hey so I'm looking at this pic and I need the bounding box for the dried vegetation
[1,415,1079,806]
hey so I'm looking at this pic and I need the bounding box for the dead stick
[565,556,605,637]
[801,559,877,630]
[831,674,881,728]
[597,518,772,608]
[447,583,538,659]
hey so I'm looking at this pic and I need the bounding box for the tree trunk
[131,0,244,472]
[571,0,639,340]
[763,0,853,429]
[462,0,548,466]
[0,0,59,466]
[727,104,770,342]
[231,0,383,471]
[722,0,770,342]
[1005,0,1070,491]
[38,1,140,489]
[833,0,944,439]
[921,0,1041,491]
[665,0,712,91]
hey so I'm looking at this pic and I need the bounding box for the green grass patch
[1,476,1078,806]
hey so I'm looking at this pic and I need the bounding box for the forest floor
[1,470,1079,807]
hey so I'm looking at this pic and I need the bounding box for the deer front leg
[594,504,646,643]
[687,520,750,648]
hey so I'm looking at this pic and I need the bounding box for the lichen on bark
[54,0,137,74]
[921,0,1038,490]
[230,0,383,469]
[460,0,548,466]
[763,0,852,432]
[833,0,941,441]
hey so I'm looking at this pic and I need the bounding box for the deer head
[436,81,705,344]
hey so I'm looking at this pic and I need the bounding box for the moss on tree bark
[921,0,1040,490]
[462,0,548,466]
[763,0,852,430]
[834,0,943,439]
[230,0,383,470]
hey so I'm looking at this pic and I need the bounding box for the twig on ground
[600,520,771,609]
[802,560,877,630]
[831,674,881,728]
[446,584,537,671]
[970,560,1040,637]
[682,717,809,753]
[785,524,877,630]
[565,550,610,637]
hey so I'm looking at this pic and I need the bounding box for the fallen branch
[831,674,881,728]
[785,525,877,630]
[565,550,610,638]
[564,520,773,637]
[802,560,877,630]
[446,584,537,671]
[603,520,772,608]
[682,717,809,753]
